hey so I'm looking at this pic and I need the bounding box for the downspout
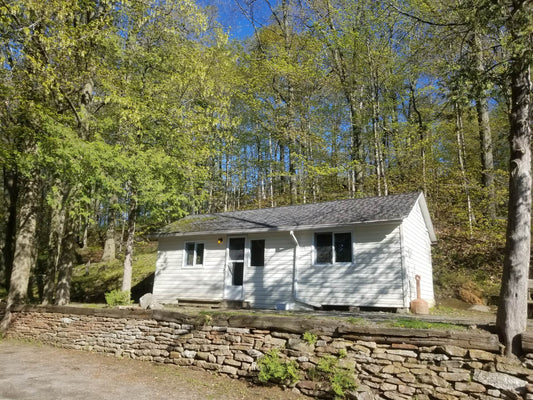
[289,231,321,309]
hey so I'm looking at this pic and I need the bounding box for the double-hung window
[314,232,352,265]
[184,242,204,267]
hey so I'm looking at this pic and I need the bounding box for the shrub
[104,289,132,306]
[257,349,300,386]
[302,331,318,345]
[309,355,357,399]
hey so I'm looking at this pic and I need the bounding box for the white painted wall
[152,236,226,303]
[295,225,405,308]
[243,233,294,308]
[401,200,435,306]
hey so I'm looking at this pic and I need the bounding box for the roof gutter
[289,230,321,309]
[152,219,403,239]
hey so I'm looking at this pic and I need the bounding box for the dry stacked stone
[6,305,533,399]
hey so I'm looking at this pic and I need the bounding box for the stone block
[356,340,377,349]
[234,353,254,363]
[287,338,314,353]
[473,369,527,392]
[439,372,471,382]
[182,350,196,359]
[419,353,449,362]
[223,358,241,367]
[418,374,450,388]
[381,364,409,375]
[439,345,468,358]
[380,382,397,391]
[455,381,486,393]
[383,392,409,400]
[469,349,496,361]
[397,385,415,395]
[246,348,263,358]
[496,361,532,376]
[397,372,416,384]
[220,365,238,375]
[385,349,417,358]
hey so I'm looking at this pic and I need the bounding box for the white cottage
[152,192,436,310]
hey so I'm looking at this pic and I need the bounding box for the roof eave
[416,192,437,243]
[152,218,405,239]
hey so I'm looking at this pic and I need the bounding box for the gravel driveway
[0,339,306,400]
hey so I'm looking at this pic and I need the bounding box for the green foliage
[71,245,157,303]
[104,290,133,306]
[309,355,357,399]
[257,349,300,386]
[302,331,317,345]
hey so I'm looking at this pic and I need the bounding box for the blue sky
[199,0,274,39]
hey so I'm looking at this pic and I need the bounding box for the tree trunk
[55,216,76,306]
[0,174,39,333]
[455,104,475,237]
[473,33,496,219]
[476,95,496,219]
[1,168,18,289]
[101,195,117,262]
[496,61,531,356]
[42,184,69,305]
[121,197,137,296]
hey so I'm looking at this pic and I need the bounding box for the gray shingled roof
[157,192,426,237]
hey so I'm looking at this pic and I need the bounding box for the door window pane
[233,262,244,286]
[229,238,245,261]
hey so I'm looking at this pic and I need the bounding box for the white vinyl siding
[402,200,435,306]
[243,233,293,308]
[297,225,404,308]
[153,236,226,304]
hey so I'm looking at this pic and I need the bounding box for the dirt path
[0,339,307,400]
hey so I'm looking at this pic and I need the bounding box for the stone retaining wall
[5,305,533,399]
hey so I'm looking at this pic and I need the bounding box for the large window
[185,242,204,266]
[314,232,352,264]
[250,240,265,267]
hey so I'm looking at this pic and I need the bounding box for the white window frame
[183,241,205,267]
[313,231,353,266]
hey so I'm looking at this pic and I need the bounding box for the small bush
[104,289,132,306]
[302,331,317,345]
[257,349,300,386]
[309,355,357,399]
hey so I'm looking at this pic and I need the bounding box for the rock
[139,293,164,310]
[469,304,491,313]
[455,381,486,393]
[468,349,496,361]
[418,374,450,388]
[439,372,471,382]
[439,345,468,358]
[473,369,527,392]
[148,302,164,310]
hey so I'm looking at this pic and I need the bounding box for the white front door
[224,237,245,300]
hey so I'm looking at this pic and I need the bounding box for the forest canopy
[1,0,531,354]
